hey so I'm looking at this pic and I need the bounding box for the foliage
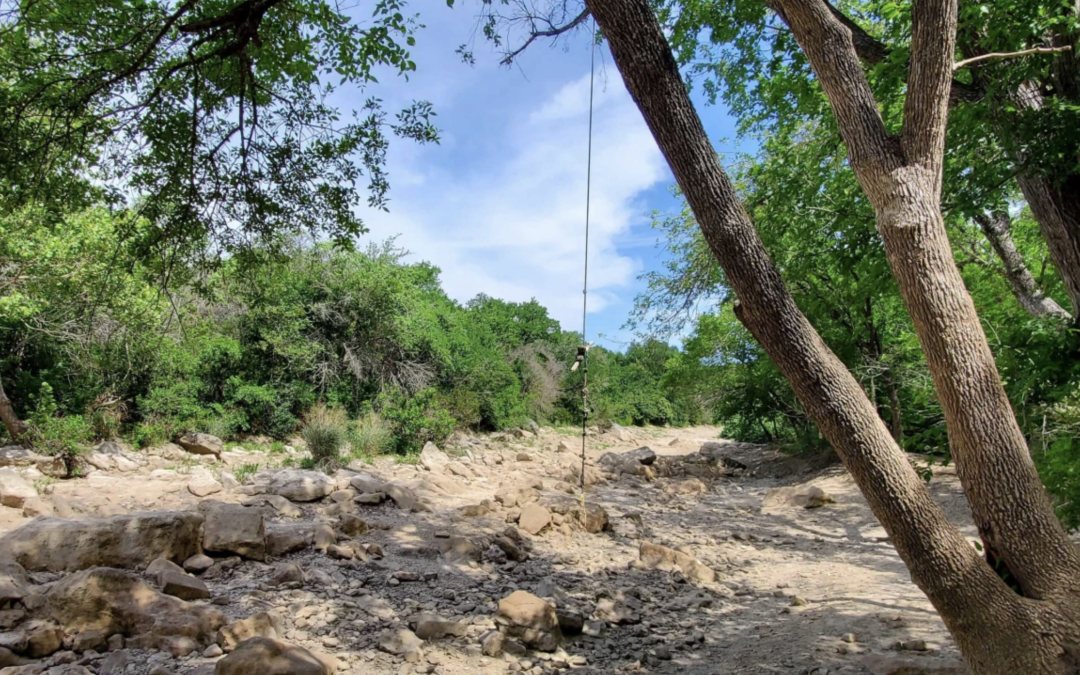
[301,404,348,467]
[348,411,394,458]
[376,387,456,454]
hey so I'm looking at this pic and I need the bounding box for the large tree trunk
[974,210,1072,320]
[584,0,1080,671]
[0,373,28,445]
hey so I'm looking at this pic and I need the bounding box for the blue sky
[347,3,745,349]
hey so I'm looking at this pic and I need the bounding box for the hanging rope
[577,19,598,499]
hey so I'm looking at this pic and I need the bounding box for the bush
[377,387,455,454]
[348,411,393,457]
[301,405,348,467]
[27,383,93,476]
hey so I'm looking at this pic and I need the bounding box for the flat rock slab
[0,512,202,572]
[215,637,331,675]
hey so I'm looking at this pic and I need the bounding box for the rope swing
[572,19,598,500]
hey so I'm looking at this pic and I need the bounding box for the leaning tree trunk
[1008,82,1080,317]
[974,210,1072,320]
[584,0,1080,671]
[0,373,28,445]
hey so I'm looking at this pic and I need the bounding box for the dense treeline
[0,207,703,458]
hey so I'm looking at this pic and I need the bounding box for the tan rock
[177,433,224,459]
[495,591,562,652]
[0,512,202,572]
[216,613,283,652]
[639,541,715,583]
[214,637,330,675]
[201,503,265,561]
[161,571,211,601]
[518,503,552,535]
[0,469,36,509]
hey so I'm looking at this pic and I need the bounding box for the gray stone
[201,503,265,561]
[177,433,223,459]
[378,628,423,662]
[161,571,211,601]
[266,470,335,502]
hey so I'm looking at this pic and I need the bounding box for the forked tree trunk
[974,210,1072,320]
[583,0,1080,671]
[0,373,28,445]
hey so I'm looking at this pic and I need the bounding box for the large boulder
[265,523,315,557]
[266,470,335,502]
[177,433,223,459]
[44,567,223,651]
[0,512,202,572]
[599,446,656,469]
[418,442,450,474]
[639,541,715,583]
[0,560,29,606]
[201,503,266,561]
[518,503,552,535]
[383,483,430,512]
[0,469,36,509]
[495,591,563,652]
[214,637,331,675]
[0,446,46,469]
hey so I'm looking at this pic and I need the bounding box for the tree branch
[901,0,958,176]
[953,46,1073,71]
[501,7,590,65]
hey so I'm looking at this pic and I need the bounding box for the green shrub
[27,383,92,476]
[301,405,348,467]
[377,387,455,454]
[348,411,393,457]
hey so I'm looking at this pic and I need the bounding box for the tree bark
[1007,81,1080,318]
[0,373,28,445]
[584,0,1080,671]
[974,210,1072,320]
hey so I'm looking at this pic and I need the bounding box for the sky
[344,3,745,349]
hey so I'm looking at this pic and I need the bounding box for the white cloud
[357,70,669,330]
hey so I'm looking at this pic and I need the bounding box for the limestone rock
[265,523,314,557]
[0,469,36,509]
[518,503,552,535]
[480,630,504,657]
[348,474,387,494]
[384,484,429,512]
[161,571,211,601]
[639,541,716,583]
[214,637,330,675]
[664,477,708,496]
[0,560,29,606]
[0,512,202,572]
[266,470,335,502]
[44,568,223,651]
[177,433,223,459]
[201,503,265,561]
[412,614,465,640]
[217,613,283,652]
[418,443,450,473]
[378,628,423,662]
[0,446,46,469]
[593,592,641,625]
[20,497,52,518]
[188,470,223,498]
[599,446,656,468]
[184,554,214,573]
[268,563,305,587]
[495,591,562,652]
[146,558,186,585]
[494,486,539,509]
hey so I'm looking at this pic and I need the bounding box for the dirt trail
[0,425,973,674]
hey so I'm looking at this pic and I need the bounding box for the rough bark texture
[974,211,1071,319]
[0,373,28,445]
[584,0,1080,671]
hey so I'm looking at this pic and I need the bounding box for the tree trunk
[974,210,1072,320]
[584,0,1080,671]
[1008,82,1080,317]
[1017,173,1080,317]
[0,373,28,445]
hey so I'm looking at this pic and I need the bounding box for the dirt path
[0,426,973,674]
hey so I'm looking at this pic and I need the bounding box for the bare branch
[953,46,1073,71]
[501,7,590,65]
